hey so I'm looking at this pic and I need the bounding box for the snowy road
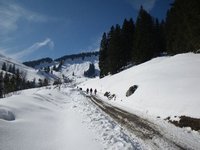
[61,87,143,150]
[0,85,142,150]
[85,94,200,150]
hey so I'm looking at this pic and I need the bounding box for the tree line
[0,62,49,98]
[23,57,53,68]
[55,51,99,62]
[99,0,200,78]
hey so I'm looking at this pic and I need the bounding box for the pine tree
[99,32,109,78]
[38,79,43,87]
[44,66,50,73]
[133,6,155,64]
[159,20,166,54]
[10,75,16,92]
[8,65,12,73]
[53,65,57,71]
[166,0,200,54]
[121,18,135,65]
[84,63,95,77]
[106,26,115,74]
[43,78,49,86]
[4,73,10,94]
[107,24,123,74]
[152,18,166,56]
[15,69,22,90]
[31,78,36,88]
[12,65,16,74]
[2,62,7,71]
[57,60,64,71]
[0,72,4,98]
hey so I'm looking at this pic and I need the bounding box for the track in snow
[62,88,143,150]
[83,93,189,150]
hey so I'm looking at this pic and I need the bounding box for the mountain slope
[54,54,99,83]
[0,54,48,81]
[80,53,200,119]
[23,57,53,69]
[22,52,99,83]
[1,51,99,85]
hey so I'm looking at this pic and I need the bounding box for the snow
[80,53,200,119]
[0,53,48,81]
[1,52,200,149]
[0,107,15,121]
[0,52,99,84]
[53,55,99,84]
[0,85,142,150]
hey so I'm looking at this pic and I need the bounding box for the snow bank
[0,86,143,150]
[0,107,15,121]
[0,87,102,150]
[80,53,200,118]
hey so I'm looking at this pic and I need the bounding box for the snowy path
[61,87,142,150]
[85,94,200,150]
[0,86,142,150]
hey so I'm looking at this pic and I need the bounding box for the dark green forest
[99,0,200,78]
[23,57,53,68]
[0,62,49,98]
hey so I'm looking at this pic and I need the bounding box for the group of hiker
[86,88,97,95]
[77,86,97,95]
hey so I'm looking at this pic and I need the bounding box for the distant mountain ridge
[0,51,99,86]
[23,51,99,69]
[23,57,53,68]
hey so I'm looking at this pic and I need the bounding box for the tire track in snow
[63,89,143,150]
[84,93,187,150]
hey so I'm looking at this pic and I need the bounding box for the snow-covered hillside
[80,53,200,119]
[0,53,47,81]
[60,55,99,82]
[1,51,99,85]
[0,86,143,150]
[0,53,200,149]
[39,55,99,84]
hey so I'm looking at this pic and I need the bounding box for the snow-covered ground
[1,52,200,149]
[80,53,200,119]
[0,85,143,150]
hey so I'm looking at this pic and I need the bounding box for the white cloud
[127,0,157,11]
[0,1,48,35]
[9,38,54,60]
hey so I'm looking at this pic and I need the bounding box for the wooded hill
[99,0,200,78]
[23,51,99,69]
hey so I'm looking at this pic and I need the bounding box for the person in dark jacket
[94,89,97,95]
[90,88,93,94]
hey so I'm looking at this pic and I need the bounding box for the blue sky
[0,0,173,62]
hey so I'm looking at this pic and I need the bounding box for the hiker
[90,88,93,94]
[94,89,97,95]
[86,88,89,94]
